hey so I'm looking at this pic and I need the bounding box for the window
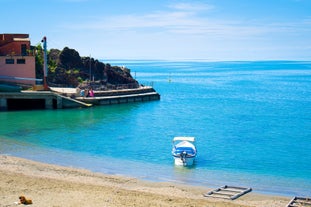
[17,59,26,64]
[5,59,14,64]
[21,44,27,56]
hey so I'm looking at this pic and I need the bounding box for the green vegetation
[34,45,138,88]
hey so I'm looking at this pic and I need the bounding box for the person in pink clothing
[89,87,94,97]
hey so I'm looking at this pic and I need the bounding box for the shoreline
[0,155,290,207]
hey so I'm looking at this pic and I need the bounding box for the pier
[76,91,160,105]
[74,86,160,105]
[0,86,160,111]
[0,91,90,111]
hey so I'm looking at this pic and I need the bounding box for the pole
[42,36,48,90]
[89,54,91,82]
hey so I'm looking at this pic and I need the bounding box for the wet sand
[0,155,290,207]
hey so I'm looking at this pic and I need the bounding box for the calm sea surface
[1,61,311,196]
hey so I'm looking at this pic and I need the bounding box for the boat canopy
[173,137,195,142]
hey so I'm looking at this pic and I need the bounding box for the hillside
[36,46,139,89]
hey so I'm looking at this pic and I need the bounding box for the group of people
[77,87,94,98]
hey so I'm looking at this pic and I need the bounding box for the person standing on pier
[89,87,94,97]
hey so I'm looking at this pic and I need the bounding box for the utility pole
[41,36,49,90]
[89,54,91,82]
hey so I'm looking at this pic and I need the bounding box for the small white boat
[172,137,197,166]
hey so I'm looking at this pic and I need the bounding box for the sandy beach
[0,155,290,207]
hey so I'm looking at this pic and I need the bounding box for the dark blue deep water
[1,61,311,196]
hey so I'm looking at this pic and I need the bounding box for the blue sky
[1,0,311,60]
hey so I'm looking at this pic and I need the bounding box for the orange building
[0,34,36,85]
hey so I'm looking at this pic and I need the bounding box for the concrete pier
[0,91,90,111]
[0,86,160,111]
[53,86,161,106]
[75,92,160,105]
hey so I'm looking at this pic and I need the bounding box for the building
[0,33,36,85]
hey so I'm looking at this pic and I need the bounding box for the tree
[35,44,44,80]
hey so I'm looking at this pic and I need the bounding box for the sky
[1,0,311,60]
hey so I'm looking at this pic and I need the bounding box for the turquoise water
[1,61,311,196]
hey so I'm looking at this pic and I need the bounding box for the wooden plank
[287,197,297,207]
[220,188,244,193]
[225,185,250,190]
[206,195,231,199]
[210,191,233,197]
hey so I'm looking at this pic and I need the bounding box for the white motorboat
[172,137,197,166]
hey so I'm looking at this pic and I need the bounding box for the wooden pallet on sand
[203,185,252,200]
[286,197,311,207]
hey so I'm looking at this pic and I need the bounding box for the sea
[1,60,311,197]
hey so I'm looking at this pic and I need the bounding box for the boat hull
[173,156,195,166]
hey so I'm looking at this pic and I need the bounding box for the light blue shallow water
[1,61,311,196]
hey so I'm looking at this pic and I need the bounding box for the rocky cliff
[42,47,138,89]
